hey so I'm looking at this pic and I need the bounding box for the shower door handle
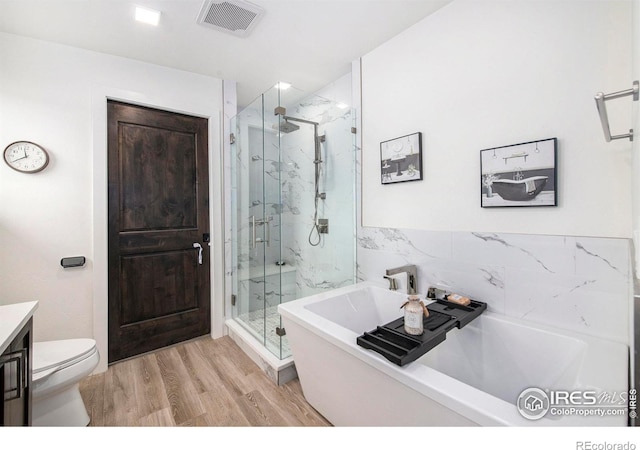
[262,215,271,247]
[251,215,257,248]
[250,215,272,248]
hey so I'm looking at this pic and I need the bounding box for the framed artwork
[480,137,558,208]
[380,132,422,184]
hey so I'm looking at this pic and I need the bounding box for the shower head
[275,119,300,134]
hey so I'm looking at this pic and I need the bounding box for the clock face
[3,141,49,173]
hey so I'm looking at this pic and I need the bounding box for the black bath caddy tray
[356,298,487,366]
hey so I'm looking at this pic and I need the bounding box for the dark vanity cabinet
[1,318,32,426]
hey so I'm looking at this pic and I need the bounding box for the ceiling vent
[196,0,264,38]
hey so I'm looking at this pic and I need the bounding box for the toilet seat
[33,338,98,382]
[31,338,100,426]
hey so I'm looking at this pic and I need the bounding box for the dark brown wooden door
[107,101,210,363]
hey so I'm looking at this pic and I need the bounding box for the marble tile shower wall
[356,227,632,344]
[226,75,356,319]
[279,81,356,299]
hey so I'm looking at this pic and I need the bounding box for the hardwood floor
[79,336,331,427]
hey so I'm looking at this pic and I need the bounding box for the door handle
[1,349,26,401]
[250,215,272,248]
[192,243,203,265]
[251,215,256,249]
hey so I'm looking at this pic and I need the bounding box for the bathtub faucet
[385,265,418,295]
[383,275,398,291]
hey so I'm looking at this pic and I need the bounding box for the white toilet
[31,338,100,426]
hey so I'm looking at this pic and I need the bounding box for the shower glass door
[231,74,356,361]
[231,86,288,359]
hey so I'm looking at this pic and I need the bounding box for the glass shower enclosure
[230,78,356,360]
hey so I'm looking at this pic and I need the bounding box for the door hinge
[231,294,236,306]
[230,133,236,144]
[275,327,286,337]
[351,127,357,134]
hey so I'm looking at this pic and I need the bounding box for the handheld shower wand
[308,128,323,246]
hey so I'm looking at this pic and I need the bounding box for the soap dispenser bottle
[401,295,429,335]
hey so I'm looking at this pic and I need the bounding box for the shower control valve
[318,219,329,234]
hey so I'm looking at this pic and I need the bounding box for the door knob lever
[193,243,203,264]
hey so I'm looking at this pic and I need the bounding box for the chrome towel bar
[594,80,638,142]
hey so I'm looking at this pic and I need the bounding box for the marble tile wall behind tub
[356,227,632,344]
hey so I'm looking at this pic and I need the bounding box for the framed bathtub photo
[380,132,422,184]
[480,138,558,208]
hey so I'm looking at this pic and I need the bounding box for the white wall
[361,0,633,238]
[0,32,224,373]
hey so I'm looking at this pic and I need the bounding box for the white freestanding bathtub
[278,282,629,426]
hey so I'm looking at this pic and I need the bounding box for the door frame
[91,86,225,373]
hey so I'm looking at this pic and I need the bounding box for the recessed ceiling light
[135,6,161,26]
[275,82,291,91]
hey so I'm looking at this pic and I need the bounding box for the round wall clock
[3,141,50,173]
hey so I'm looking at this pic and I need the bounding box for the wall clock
[3,141,50,173]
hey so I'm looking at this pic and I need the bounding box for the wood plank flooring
[79,336,331,427]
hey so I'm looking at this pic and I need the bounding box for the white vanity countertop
[0,301,38,354]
